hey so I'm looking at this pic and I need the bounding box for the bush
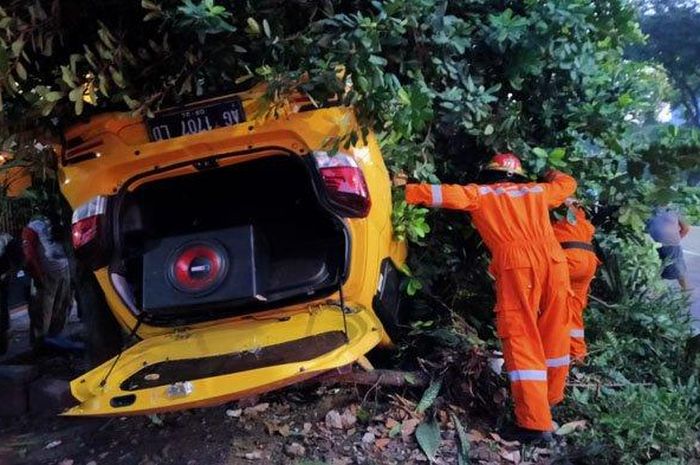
[568,380,700,464]
[585,291,691,383]
[560,238,700,464]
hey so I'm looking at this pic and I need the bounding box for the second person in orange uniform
[551,200,600,364]
[404,153,576,443]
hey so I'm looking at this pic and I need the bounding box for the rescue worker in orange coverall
[551,199,600,365]
[404,153,576,444]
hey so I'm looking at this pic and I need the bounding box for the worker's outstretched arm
[542,170,577,208]
[405,183,481,212]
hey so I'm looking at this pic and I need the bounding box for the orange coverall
[406,172,576,431]
[552,206,599,363]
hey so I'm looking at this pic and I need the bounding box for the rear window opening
[113,153,349,325]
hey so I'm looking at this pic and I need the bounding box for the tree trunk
[675,75,700,127]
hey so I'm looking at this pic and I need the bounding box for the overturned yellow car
[59,86,406,416]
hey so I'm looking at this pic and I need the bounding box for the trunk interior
[114,153,348,324]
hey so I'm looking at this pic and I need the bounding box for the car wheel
[76,269,123,366]
[372,259,406,343]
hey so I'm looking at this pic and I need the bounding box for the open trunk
[114,154,348,324]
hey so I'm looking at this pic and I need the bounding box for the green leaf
[61,66,75,86]
[389,422,402,438]
[123,94,141,110]
[262,19,271,38]
[550,148,566,161]
[15,62,27,81]
[555,420,586,436]
[110,68,126,88]
[368,55,388,66]
[69,54,81,74]
[141,0,161,10]
[618,93,633,108]
[416,378,442,414]
[406,278,423,296]
[415,420,441,462]
[398,87,410,105]
[533,147,548,158]
[483,124,494,136]
[11,39,24,57]
[43,35,54,56]
[451,414,470,465]
[246,17,260,35]
[40,101,57,117]
[68,87,83,102]
[98,73,109,96]
[45,91,63,102]
[74,97,84,116]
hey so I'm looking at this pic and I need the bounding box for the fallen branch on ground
[568,382,653,389]
[320,369,430,387]
[589,295,620,309]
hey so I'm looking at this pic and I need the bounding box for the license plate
[147,96,246,142]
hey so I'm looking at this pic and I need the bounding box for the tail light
[72,195,111,268]
[313,151,371,218]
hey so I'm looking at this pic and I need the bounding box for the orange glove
[543,169,564,182]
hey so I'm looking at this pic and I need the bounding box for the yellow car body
[58,86,406,416]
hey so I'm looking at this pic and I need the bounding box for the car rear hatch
[64,303,381,416]
[111,152,354,325]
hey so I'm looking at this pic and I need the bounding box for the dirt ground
[0,381,570,465]
[0,308,568,465]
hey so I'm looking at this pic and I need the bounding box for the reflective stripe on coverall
[406,172,576,431]
[552,207,600,362]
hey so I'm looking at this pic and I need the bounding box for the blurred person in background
[647,205,691,291]
[0,232,23,354]
[22,214,72,350]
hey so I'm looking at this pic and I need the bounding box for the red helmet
[484,153,526,177]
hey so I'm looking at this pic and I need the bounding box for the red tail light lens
[72,215,99,249]
[72,196,108,250]
[72,195,111,269]
[313,151,371,218]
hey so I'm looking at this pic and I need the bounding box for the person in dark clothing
[0,232,23,354]
[22,216,72,348]
[647,206,691,291]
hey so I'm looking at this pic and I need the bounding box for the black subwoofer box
[142,225,267,315]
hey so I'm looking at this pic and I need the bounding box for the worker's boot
[499,425,554,445]
[550,404,563,423]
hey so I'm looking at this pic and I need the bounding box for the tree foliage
[635,0,700,126]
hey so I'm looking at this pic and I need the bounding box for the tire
[76,269,123,366]
[372,259,406,343]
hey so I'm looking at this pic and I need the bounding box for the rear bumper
[64,305,381,416]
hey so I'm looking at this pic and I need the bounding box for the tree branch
[672,72,700,127]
